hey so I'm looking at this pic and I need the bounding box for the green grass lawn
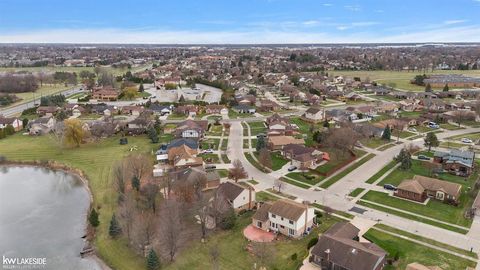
[331,70,480,92]
[286,172,325,185]
[220,139,228,151]
[357,201,468,234]
[415,125,437,133]
[448,132,480,141]
[360,137,390,149]
[462,121,480,128]
[374,224,477,259]
[349,188,365,197]
[221,154,230,164]
[244,152,268,173]
[248,121,267,136]
[256,191,280,202]
[216,169,228,178]
[365,160,397,184]
[0,133,155,270]
[201,138,220,150]
[320,153,375,188]
[279,177,312,189]
[440,123,465,130]
[208,125,224,136]
[270,151,289,171]
[167,113,188,120]
[314,149,357,175]
[440,141,471,149]
[377,143,396,151]
[361,190,472,227]
[228,109,253,119]
[164,213,342,270]
[198,153,220,164]
[398,111,422,118]
[397,130,416,138]
[7,84,71,108]
[364,229,476,270]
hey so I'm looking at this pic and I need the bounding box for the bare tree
[258,148,272,169]
[119,192,136,241]
[113,161,127,201]
[135,211,156,248]
[49,122,65,150]
[141,182,160,213]
[159,199,183,262]
[228,159,248,182]
[125,153,153,181]
[273,179,286,193]
[211,192,232,226]
[210,246,220,270]
[252,242,275,269]
[451,110,476,127]
[325,126,359,157]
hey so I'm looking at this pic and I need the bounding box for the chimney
[324,248,330,262]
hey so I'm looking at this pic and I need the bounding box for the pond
[0,166,102,270]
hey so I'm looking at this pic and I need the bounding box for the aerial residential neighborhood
[1,1,480,270]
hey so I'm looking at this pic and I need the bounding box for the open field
[364,228,476,270]
[332,70,480,92]
[0,134,157,270]
[2,84,71,108]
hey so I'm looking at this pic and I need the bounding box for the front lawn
[198,153,220,164]
[253,151,289,171]
[167,113,188,120]
[319,153,375,188]
[360,137,390,149]
[216,169,228,178]
[286,172,324,185]
[314,148,357,175]
[256,191,280,202]
[349,188,365,197]
[248,121,267,136]
[365,160,397,184]
[364,229,476,270]
[208,124,224,136]
[440,123,465,130]
[201,138,220,150]
[361,191,472,227]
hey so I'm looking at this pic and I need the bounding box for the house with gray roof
[434,149,475,176]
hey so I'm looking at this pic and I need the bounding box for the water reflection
[0,166,102,270]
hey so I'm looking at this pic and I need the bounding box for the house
[149,104,172,115]
[266,113,297,136]
[434,150,475,176]
[175,120,208,140]
[395,175,462,204]
[282,144,324,170]
[217,181,255,211]
[175,105,199,117]
[28,117,56,135]
[258,99,280,112]
[167,138,199,150]
[232,105,256,114]
[0,117,23,131]
[91,86,119,101]
[167,144,203,169]
[36,106,59,117]
[311,222,387,270]
[252,199,315,238]
[267,136,305,151]
[121,105,145,116]
[303,107,325,123]
[126,117,152,134]
[205,104,228,115]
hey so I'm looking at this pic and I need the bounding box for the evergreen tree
[4,124,15,136]
[382,125,391,140]
[424,132,439,152]
[146,249,161,270]
[323,119,330,128]
[154,116,162,134]
[443,84,449,92]
[22,118,29,129]
[148,127,159,143]
[425,83,432,92]
[131,176,140,191]
[139,83,144,92]
[256,136,266,152]
[56,110,68,121]
[88,208,100,228]
[108,214,122,237]
[395,148,412,170]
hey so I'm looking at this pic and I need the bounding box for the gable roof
[252,202,273,222]
[217,181,250,202]
[268,199,307,221]
[311,222,386,270]
[268,136,305,146]
[398,175,462,198]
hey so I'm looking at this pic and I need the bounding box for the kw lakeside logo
[2,256,47,269]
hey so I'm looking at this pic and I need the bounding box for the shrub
[291,253,298,261]
[307,237,319,249]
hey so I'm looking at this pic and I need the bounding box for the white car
[202,149,214,154]
[461,138,473,144]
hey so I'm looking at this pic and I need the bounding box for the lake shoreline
[0,161,111,270]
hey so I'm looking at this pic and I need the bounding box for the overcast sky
[1,0,480,43]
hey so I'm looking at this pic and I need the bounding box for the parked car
[287,165,297,172]
[428,122,440,129]
[202,149,214,154]
[383,184,397,191]
[461,138,473,144]
[205,164,216,170]
[417,155,431,160]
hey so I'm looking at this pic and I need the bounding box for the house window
[289,220,294,225]
[271,222,275,228]
[288,228,295,236]
[281,217,284,221]
[271,214,276,218]
[280,225,284,229]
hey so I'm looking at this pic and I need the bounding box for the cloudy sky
[1,0,480,43]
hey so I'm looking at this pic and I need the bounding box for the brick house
[395,175,462,204]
